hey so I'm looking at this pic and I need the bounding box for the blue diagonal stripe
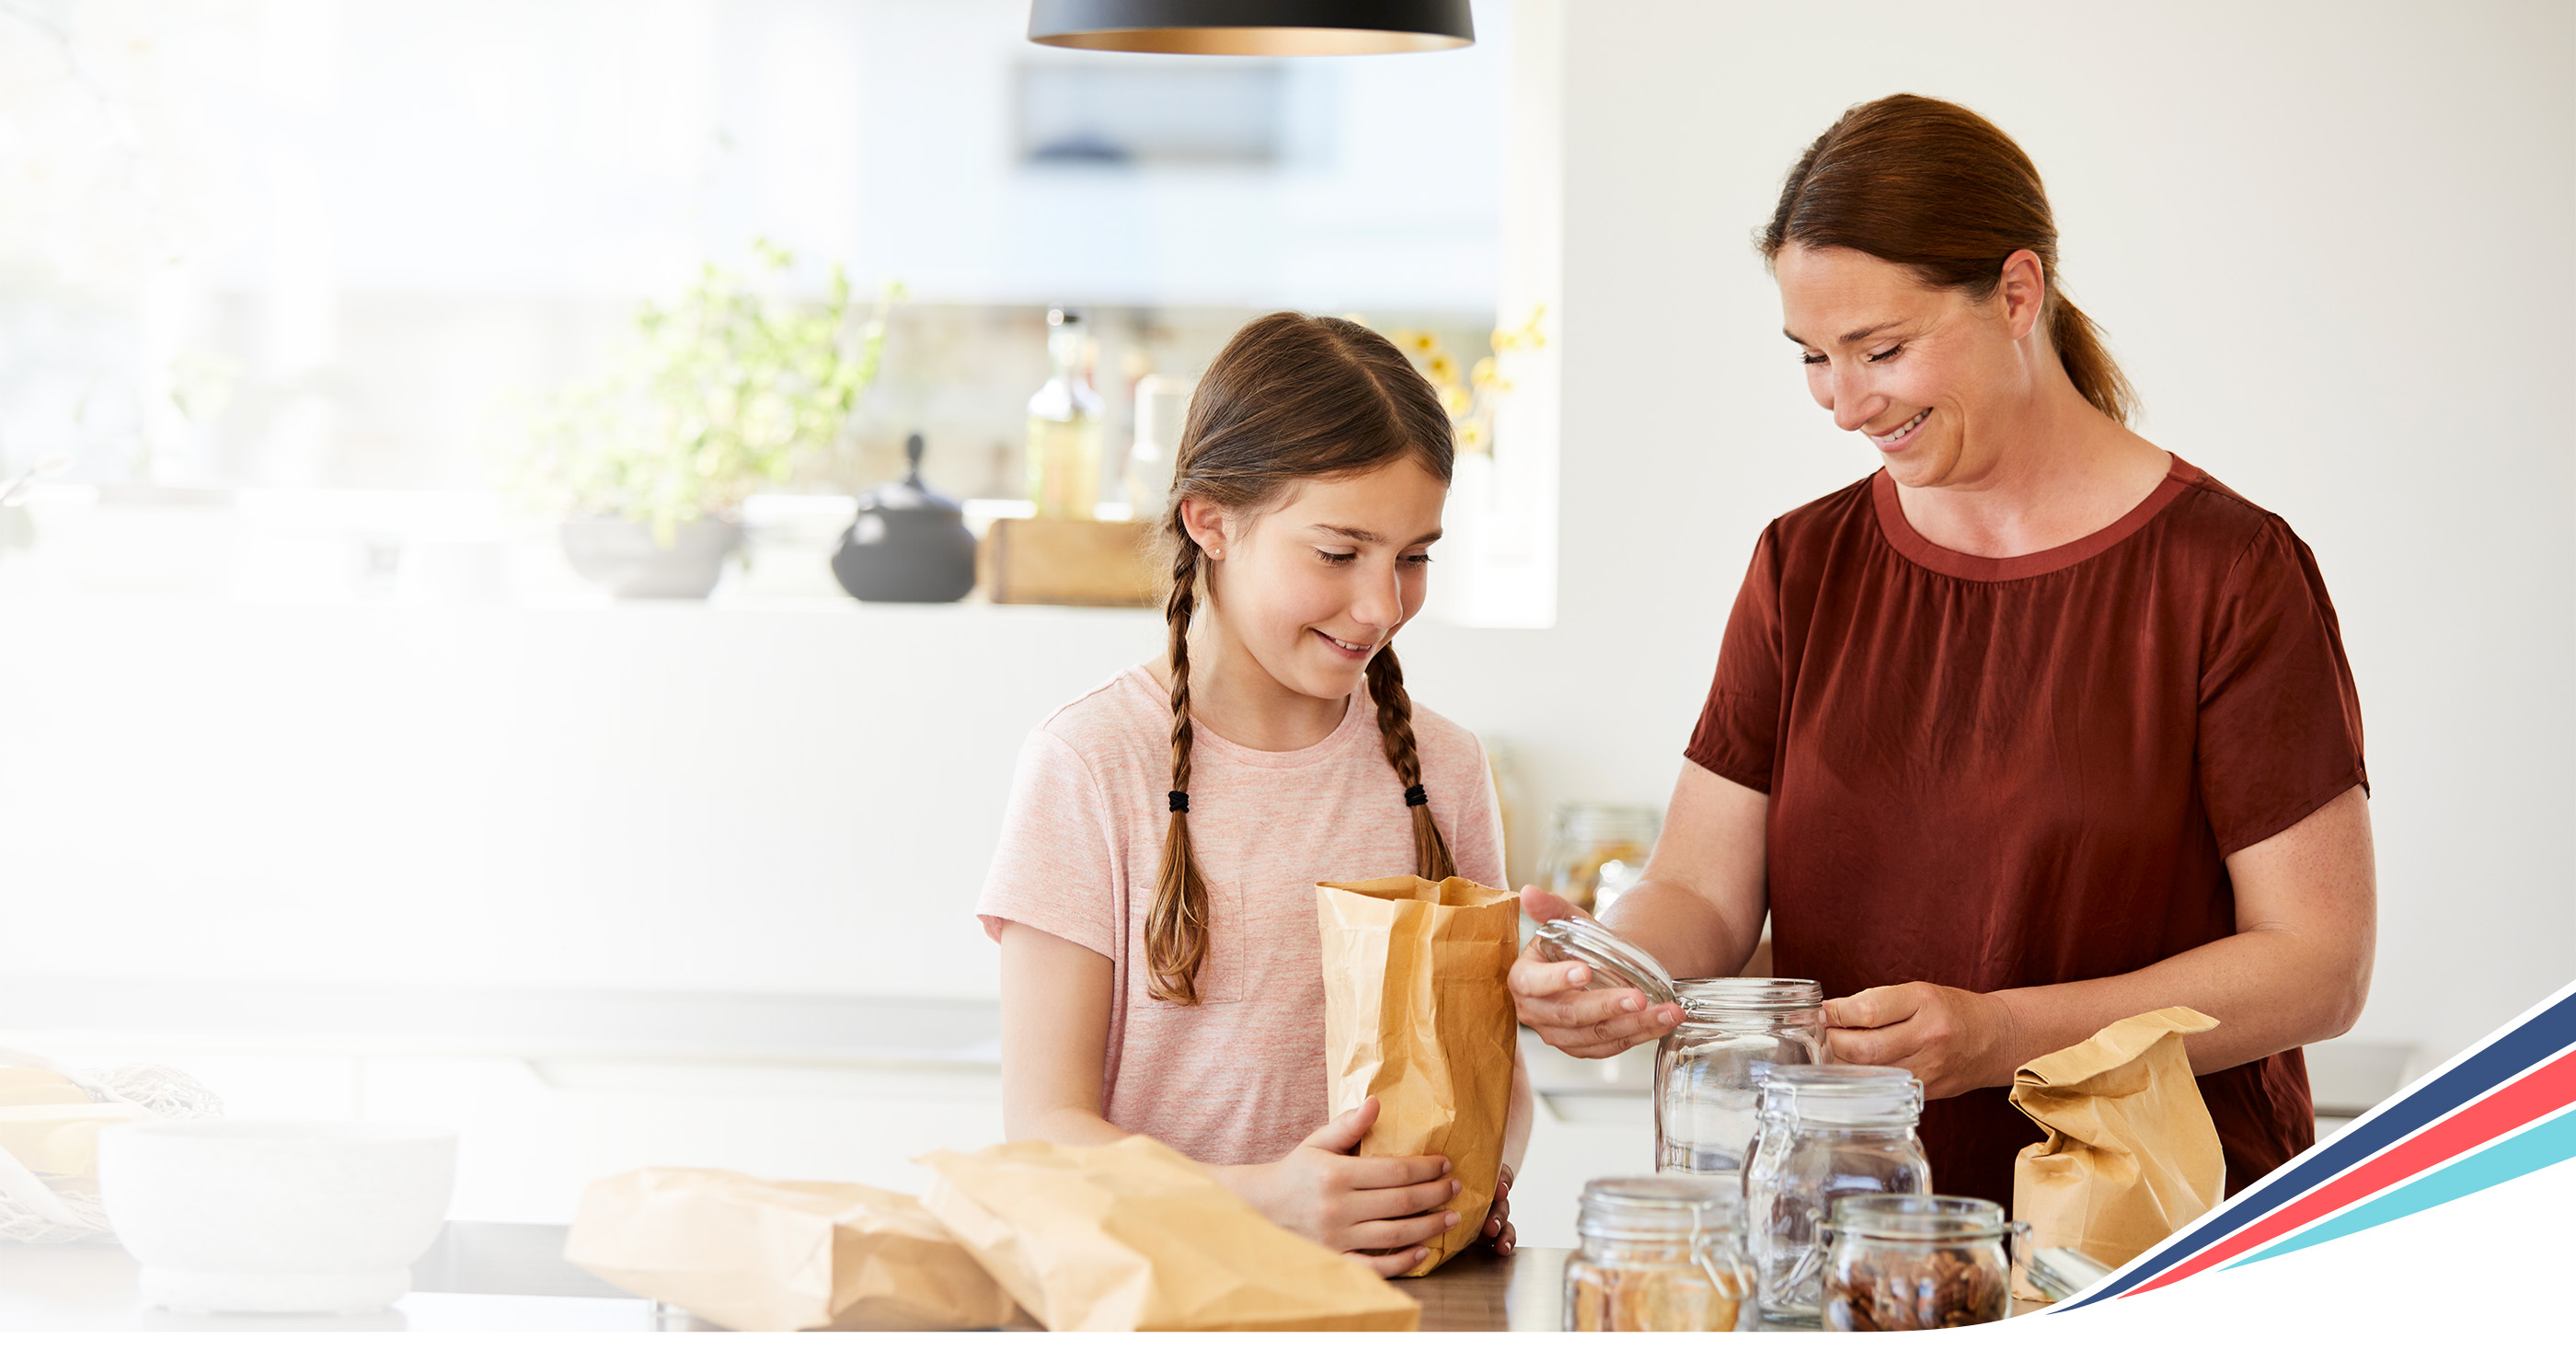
[2228,1106,2576,1267]
[2063,983,2576,1307]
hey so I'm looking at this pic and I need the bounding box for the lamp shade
[1028,0,1474,55]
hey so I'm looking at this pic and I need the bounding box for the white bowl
[98,1121,457,1314]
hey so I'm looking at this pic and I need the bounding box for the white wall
[3,3,2567,1088]
[1396,0,2576,1069]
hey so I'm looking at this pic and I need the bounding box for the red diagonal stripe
[2126,1047,2576,1296]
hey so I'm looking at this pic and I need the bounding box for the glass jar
[1535,802,1660,913]
[1561,1176,1756,1332]
[1528,913,1676,1007]
[1823,1195,2027,1331]
[1654,978,1828,1176]
[1742,1065,1931,1325]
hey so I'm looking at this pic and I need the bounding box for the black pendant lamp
[1029,1,1473,56]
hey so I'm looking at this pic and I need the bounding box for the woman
[1511,94,2374,1206]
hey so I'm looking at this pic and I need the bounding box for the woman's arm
[1826,785,2376,1098]
[1510,762,1771,1056]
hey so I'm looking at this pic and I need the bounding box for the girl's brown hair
[1147,311,1458,1005]
[1759,93,2138,425]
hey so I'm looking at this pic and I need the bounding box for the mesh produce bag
[0,1048,224,1244]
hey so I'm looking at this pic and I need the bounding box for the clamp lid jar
[1743,1065,1931,1325]
[1653,977,1828,1176]
[1529,915,1676,1006]
[1823,1195,2026,1331]
[1561,1176,1754,1333]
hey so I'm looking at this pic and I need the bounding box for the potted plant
[515,241,901,598]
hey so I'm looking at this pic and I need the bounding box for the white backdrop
[2,1,2568,1082]
[1398,0,2576,1070]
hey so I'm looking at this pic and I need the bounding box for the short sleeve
[975,727,1122,959]
[2196,518,2368,855]
[1685,523,1788,793]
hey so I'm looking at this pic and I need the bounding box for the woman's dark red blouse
[1685,456,2366,1206]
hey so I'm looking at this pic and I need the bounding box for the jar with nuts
[1822,1195,2027,1331]
[1743,1065,1931,1325]
[1561,1176,1756,1332]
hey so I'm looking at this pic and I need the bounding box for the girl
[978,312,1531,1275]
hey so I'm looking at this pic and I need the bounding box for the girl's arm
[996,919,1464,1276]
[996,919,1125,1145]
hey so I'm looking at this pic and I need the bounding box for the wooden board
[980,516,1164,607]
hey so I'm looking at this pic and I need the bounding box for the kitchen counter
[0,1222,1571,1333]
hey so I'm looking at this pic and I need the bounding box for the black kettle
[832,433,977,603]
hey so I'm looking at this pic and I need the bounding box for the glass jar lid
[1531,916,1677,1005]
[1673,977,1823,1021]
[1830,1195,2008,1241]
[1576,1175,1742,1241]
[1756,1064,1924,1127]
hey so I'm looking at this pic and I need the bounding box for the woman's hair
[1759,93,2138,425]
[1147,311,1458,1005]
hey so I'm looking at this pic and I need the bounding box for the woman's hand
[1823,982,2026,1100]
[1477,1163,1518,1256]
[1226,1097,1462,1278]
[1509,886,1684,1058]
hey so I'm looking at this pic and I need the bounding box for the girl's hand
[1238,1097,1461,1277]
[1477,1163,1517,1256]
[1823,982,2025,1100]
[1509,885,1684,1058]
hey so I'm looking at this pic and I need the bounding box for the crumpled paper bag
[917,1136,1420,1332]
[1317,874,1518,1276]
[2010,1007,2225,1286]
[564,1167,1033,1331]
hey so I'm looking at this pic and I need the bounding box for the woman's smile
[1870,408,1930,452]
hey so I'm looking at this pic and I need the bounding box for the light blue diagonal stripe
[2231,1107,2576,1268]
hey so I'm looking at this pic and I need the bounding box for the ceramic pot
[98,1121,456,1314]
[559,514,743,599]
[832,433,976,603]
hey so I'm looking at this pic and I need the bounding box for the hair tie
[1168,791,1190,814]
[1403,784,1428,808]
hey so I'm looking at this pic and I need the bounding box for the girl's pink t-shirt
[977,664,1505,1169]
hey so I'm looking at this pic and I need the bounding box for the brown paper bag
[564,1167,1033,1332]
[1316,873,1519,1276]
[917,1137,1420,1332]
[2009,1007,2226,1286]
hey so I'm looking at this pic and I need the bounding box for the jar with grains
[1743,1065,1931,1325]
[1823,1195,2026,1331]
[1535,803,1659,913]
[1561,1176,1755,1332]
[1654,977,1828,1177]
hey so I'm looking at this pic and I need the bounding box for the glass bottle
[1561,1176,1756,1332]
[1823,1195,2027,1331]
[1535,802,1659,913]
[1742,1065,1931,1326]
[1654,978,1829,1177]
[1024,307,1104,519]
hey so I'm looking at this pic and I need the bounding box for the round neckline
[1125,664,1374,770]
[1871,453,2197,583]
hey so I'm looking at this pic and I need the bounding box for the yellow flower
[1405,331,1440,355]
[1442,385,1473,417]
[1427,353,1459,385]
[1455,419,1488,450]
[1469,356,1498,387]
